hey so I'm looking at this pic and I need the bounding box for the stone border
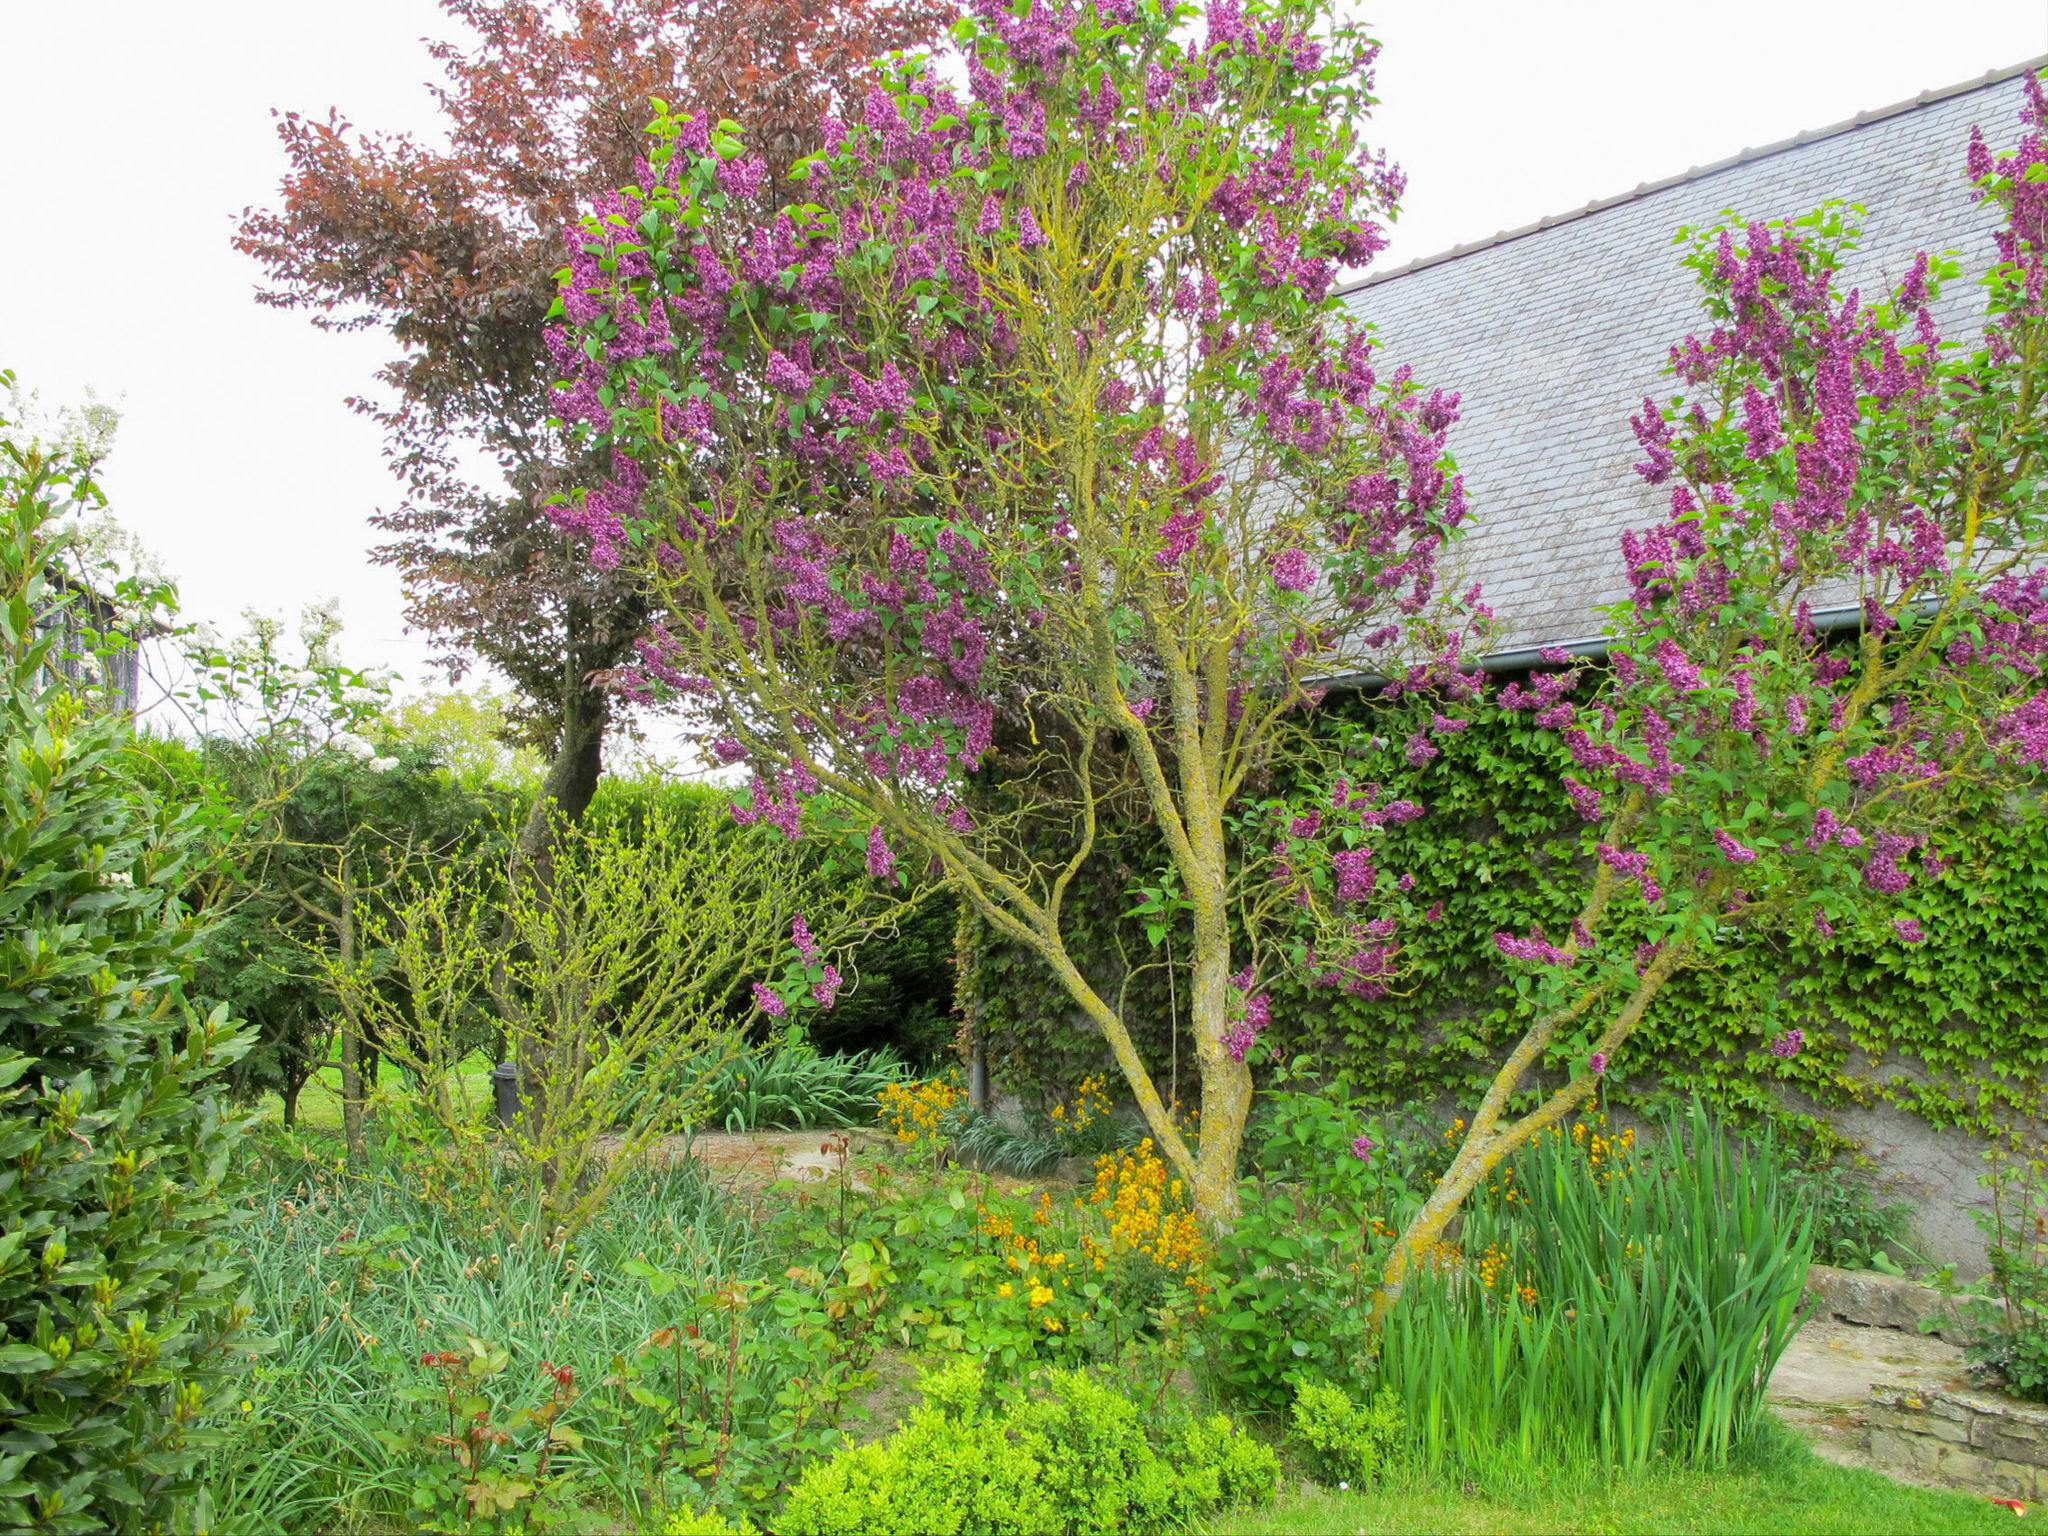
[1868,1386,2048,1499]
[1806,1263,1996,1344]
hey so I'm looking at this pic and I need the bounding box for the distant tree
[383,684,546,793]
[235,0,954,868]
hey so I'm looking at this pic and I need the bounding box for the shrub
[0,379,255,1531]
[1208,1080,1426,1407]
[1784,1157,1921,1275]
[663,1508,760,1536]
[694,1039,908,1132]
[777,1360,1275,1536]
[1964,1139,2048,1403]
[325,801,878,1235]
[1289,1381,1403,1488]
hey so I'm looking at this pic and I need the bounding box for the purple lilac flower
[752,983,787,1019]
[1713,828,1758,865]
[1271,547,1317,592]
[811,964,842,1009]
[1588,1051,1608,1076]
[1350,1133,1376,1162]
[866,825,897,883]
[1769,1028,1806,1059]
[792,914,821,962]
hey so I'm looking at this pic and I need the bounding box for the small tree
[1372,86,2048,1319]
[550,0,1472,1221]
[327,800,891,1235]
[0,376,254,1529]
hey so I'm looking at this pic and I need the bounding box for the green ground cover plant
[778,1359,1277,1536]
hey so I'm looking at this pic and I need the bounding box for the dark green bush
[0,398,254,1531]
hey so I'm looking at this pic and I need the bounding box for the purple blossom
[866,825,897,883]
[1350,1133,1377,1161]
[1769,1028,1806,1059]
[1271,546,1317,592]
[792,914,821,963]
[811,964,843,1008]
[1494,929,1576,967]
[1332,847,1377,903]
[1713,828,1758,865]
[752,983,787,1019]
[1894,917,1927,944]
[1588,1051,1608,1076]
[1653,638,1703,693]
[1563,777,1603,822]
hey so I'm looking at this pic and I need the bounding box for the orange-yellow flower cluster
[876,1076,960,1150]
[1085,1139,1204,1275]
[1048,1074,1111,1139]
[978,1201,1070,1331]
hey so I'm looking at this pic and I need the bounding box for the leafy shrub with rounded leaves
[778,1360,1276,1536]
[0,380,254,1532]
[1289,1381,1403,1487]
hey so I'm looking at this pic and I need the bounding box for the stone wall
[1867,1387,2048,1500]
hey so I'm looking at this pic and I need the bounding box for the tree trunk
[503,675,607,1136]
[281,1072,302,1129]
[337,862,367,1164]
[1189,927,1249,1226]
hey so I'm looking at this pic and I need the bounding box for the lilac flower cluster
[1499,90,2048,1002]
[1221,966,1275,1063]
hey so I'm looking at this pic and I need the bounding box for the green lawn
[1215,1433,2021,1536]
[252,1052,497,1135]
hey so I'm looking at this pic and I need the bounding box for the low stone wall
[1805,1263,1997,1344]
[1867,1386,2048,1500]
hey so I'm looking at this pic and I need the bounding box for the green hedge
[961,693,2048,1142]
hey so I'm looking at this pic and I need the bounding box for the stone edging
[1868,1386,2048,1499]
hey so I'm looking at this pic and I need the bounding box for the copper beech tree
[550,0,1477,1222]
[237,0,950,860]
[1373,90,2048,1319]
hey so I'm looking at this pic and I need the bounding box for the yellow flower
[997,1282,1014,1299]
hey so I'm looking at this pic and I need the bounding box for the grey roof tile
[1341,60,2045,652]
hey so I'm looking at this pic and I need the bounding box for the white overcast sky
[5,0,2047,701]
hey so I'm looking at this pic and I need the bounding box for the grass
[257,1052,496,1135]
[207,1145,757,1532]
[1213,1427,2024,1536]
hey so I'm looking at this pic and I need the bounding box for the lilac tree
[549,0,1476,1221]
[1373,83,2048,1319]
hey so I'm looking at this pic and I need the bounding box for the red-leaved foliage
[237,0,952,811]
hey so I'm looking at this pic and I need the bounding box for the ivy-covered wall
[958,693,2048,1146]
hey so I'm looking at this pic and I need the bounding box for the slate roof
[1340,58,2048,659]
